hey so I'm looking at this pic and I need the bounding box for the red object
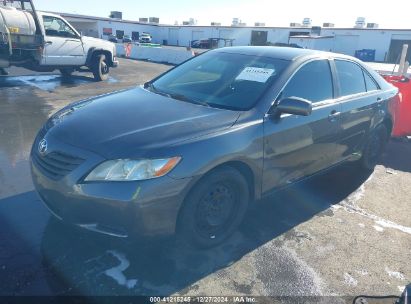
[124,43,132,57]
[103,28,113,35]
[382,75,411,137]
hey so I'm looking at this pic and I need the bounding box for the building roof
[52,11,160,26]
[49,11,411,32]
[50,12,411,32]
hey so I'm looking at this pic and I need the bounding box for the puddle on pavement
[0,88,51,198]
[0,75,118,92]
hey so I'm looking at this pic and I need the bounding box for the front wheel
[360,124,388,170]
[177,167,249,248]
[91,54,109,81]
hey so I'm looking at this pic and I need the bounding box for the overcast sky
[33,0,411,28]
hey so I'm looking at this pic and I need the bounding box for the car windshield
[150,51,290,110]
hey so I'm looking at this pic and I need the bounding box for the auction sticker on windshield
[236,67,275,83]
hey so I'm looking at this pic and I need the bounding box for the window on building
[132,32,140,41]
[116,30,125,39]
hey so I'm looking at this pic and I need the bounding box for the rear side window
[363,71,379,92]
[281,60,334,103]
[335,60,366,96]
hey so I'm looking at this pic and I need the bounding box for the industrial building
[59,12,411,63]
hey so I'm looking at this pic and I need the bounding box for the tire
[177,166,250,248]
[91,54,109,81]
[59,68,74,77]
[360,124,388,170]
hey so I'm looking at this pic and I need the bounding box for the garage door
[333,35,359,56]
[251,31,268,46]
[192,31,205,41]
[168,28,179,46]
[387,38,411,63]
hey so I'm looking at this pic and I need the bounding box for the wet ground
[0,59,410,302]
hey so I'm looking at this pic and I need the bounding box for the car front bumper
[112,58,119,68]
[30,137,192,238]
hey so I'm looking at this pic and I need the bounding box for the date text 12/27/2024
[149,297,257,303]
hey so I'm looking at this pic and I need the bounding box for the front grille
[32,151,85,181]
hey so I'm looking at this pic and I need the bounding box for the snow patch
[104,250,138,289]
[337,173,411,236]
[375,220,411,235]
[356,269,368,276]
[344,273,358,286]
[385,168,397,175]
[385,267,405,281]
[373,225,384,232]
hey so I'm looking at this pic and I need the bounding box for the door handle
[44,41,53,45]
[377,97,383,108]
[66,39,79,42]
[328,110,341,122]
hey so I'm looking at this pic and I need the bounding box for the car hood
[45,87,241,158]
[82,36,115,50]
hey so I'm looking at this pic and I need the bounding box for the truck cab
[0,0,118,81]
[37,11,118,80]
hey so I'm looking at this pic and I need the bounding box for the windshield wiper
[144,82,210,107]
[168,93,211,107]
[144,82,172,98]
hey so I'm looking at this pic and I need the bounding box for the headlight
[84,157,181,182]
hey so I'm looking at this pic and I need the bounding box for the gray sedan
[31,47,398,248]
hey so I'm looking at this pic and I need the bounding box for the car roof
[38,11,61,18]
[213,46,335,61]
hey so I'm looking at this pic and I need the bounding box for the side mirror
[274,97,313,117]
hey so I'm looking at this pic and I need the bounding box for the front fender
[167,118,265,200]
[85,48,115,67]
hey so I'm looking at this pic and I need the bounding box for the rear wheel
[177,166,249,248]
[91,54,109,81]
[360,124,388,170]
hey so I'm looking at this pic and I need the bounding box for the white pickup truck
[0,0,118,81]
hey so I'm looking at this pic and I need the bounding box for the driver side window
[43,16,78,38]
[282,60,334,103]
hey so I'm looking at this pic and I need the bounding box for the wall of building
[156,26,293,47]
[69,21,99,38]
[61,13,411,63]
[95,20,159,40]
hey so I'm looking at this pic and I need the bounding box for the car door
[42,15,85,66]
[262,59,342,193]
[333,59,382,159]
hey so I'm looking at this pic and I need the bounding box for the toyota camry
[31,47,398,248]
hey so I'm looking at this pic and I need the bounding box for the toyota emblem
[38,139,48,155]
